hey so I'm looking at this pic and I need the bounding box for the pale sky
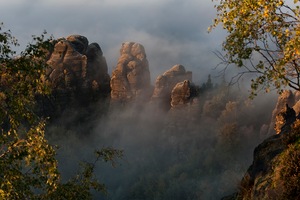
[0,0,225,83]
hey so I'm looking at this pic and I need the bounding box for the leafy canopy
[210,0,300,97]
[0,23,58,199]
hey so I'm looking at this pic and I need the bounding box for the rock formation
[170,80,192,108]
[42,37,198,116]
[110,42,151,103]
[151,64,192,109]
[46,37,88,90]
[223,105,300,200]
[274,104,296,134]
[267,90,300,135]
[165,80,201,137]
[42,35,110,117]
[46,35,110,94]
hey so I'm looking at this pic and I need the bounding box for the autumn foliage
[210,0,300,97]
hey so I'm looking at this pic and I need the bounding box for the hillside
[222,96,300,200]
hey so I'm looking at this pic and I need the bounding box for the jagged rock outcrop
[42,35,110,117]
[268,90,300,135]
[151,64,192,109]
[110,42,151,103]
[85,42,111,94]
[170,80,192,108]
[46,35,110,94]
[223,105,300,200]
[46,37,87,90]
[274,104,296,134]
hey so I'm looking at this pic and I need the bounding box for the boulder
[110,42,151,103]
[66,35,89,54]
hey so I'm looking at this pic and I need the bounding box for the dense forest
[47,79,276,199]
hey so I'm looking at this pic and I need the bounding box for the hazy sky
[0,0,226,83]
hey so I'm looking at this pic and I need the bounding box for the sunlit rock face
[46,35,110,94]
[42,35,110,117]
[167,80,199,130]
[223,105,299,200]
[110,42,151,103]
[151,64,192,110]
[46,38,87,90]
[170,80,191,108]
[268,90,300,135]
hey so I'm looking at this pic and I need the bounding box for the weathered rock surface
[223,105,300,200]
[274,104,296,134]
[151,64,192,109]
[268,90,300,135]
[110,42,151,103]
[235,133,288,199]
[46,35,110,94]
[46,38,87,90]
[42,35,110,117]
[170,80,192,108]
